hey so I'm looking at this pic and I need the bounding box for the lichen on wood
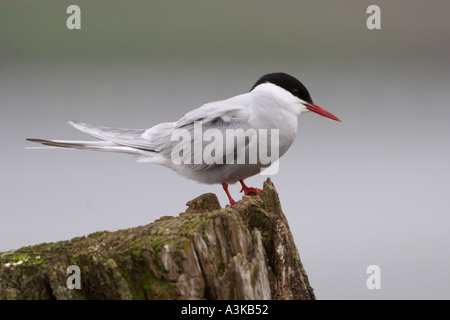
[0,179,315,300]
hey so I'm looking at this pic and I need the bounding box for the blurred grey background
[1,0,449,299]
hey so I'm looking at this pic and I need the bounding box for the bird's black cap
[251,72,314,104]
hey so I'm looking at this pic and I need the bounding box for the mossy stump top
[0,179,315,300]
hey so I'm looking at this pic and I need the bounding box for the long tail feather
[26,139,148,156]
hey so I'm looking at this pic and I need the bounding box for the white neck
[251,82,307,117]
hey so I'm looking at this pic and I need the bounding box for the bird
[27,72,341,206]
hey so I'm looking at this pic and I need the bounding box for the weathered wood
[0,179,315,300]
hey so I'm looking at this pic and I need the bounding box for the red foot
[239,180,263,196]
[222,183,236,206]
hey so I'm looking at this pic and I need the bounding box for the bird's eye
[292,89,299,94]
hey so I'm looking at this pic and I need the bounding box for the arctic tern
[27,72,341,206]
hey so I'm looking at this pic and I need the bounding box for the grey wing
[175,101,248,128]
[157,100,252,170]
[69,120,174,151]
[68,96,251,166]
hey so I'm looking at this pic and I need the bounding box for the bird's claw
[241,187,263,196]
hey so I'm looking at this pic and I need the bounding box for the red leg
[222,183,236,206]
[239,180,263,196]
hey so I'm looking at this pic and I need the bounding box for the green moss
[28,258,45,265]
[183,240,190,254]
[201,225,211,246]
[149,236,171,253]
[128,245,142,258]
[13,243,51,259]
[113,250,176,300]
[9,254,29,263]
[251,260,260,282]
[87,231,110,239]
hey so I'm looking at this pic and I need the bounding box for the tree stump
[0,179,315,300]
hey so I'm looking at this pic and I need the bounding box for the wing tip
[26,138,63,148]
[68,119,80,128]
